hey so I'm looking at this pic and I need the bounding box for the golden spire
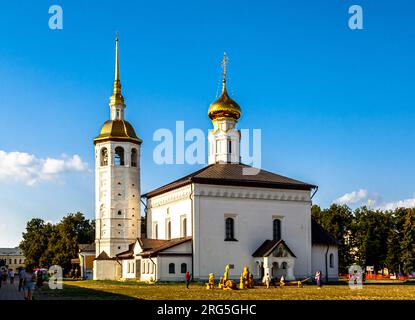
[109,33,125,107]
[221,52,228,93]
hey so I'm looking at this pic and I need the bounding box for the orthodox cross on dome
[221,52,228,91]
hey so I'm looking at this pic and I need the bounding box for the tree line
[19,212,94,272]
[18,206,415,276]
[312,204,415,275]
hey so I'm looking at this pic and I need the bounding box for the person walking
[18,268,26,292]
[8,269,15,284]
[185,271,191,289]
[262,273,271,288]
[315,270,322,289]
[23,266,36,300]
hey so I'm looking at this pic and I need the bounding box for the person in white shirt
[8,270,15,284]
[262,273,271,288]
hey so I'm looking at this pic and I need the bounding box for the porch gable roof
[252,239,296,258]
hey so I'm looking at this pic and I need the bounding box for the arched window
[169,263,175,274]
[167,220,171,240]
[154,223,158,239]
[131,148,138,167]
[182,218,187,237]
[114,147,124,166]
[181,263,187,273]
[281,262,288,270]
[329,253,334,268]
[225,217,235,241]
[273,219,281,241]
[100,147,108,166]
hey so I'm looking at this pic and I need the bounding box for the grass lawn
[34,280,415,300]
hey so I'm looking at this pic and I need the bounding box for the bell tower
[93,35,142,263]
[208,53,241,164]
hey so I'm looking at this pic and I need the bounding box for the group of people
[261,270,323,288]
[0,266,46,300]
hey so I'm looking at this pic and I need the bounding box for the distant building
[0,248,26,273]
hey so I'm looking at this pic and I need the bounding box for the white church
[92,37,339,282]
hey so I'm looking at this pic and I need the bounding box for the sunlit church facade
[92,37,338,282]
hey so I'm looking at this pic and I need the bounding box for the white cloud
[0,150,89,186]
[376,196,415,211]
[334,188,415,210]
[334,189,371,205]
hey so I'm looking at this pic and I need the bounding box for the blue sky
[1,0,414,246]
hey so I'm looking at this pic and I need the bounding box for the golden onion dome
[94,120,142,145]
[208,86,241,120]
[208,52,241,121]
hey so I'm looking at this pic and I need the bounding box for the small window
[182,218,187,237]
[169,263,175,274]
[228,140,232,153]
[100,148,108,166]
[114,147,125,166]
[281,262,288,269]
[118,224,122,227]
[329,253,334,268]
[273,219,281,241]
[154,224,158,239]
[225,217,235,241]
[167,220,171,240]
[181,263,187,273]
[131,148,138,167]
[118,210,122,215]
[118,246,121,250]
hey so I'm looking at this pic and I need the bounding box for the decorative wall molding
[195,186,310,203]
[148,185,192,208]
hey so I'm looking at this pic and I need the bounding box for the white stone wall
[311,244,339,281]
[95,141,141,258]
[147,185,192,239]
[121,259,137,279]
[192,184,312,280]
[139,257,157,282]
[93,260,121,280]
[157,256,192,282]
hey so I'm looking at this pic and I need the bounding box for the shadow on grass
[35,283,140,300]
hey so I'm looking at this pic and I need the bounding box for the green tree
[400,208,415,275]
[19,218,53,267]
[353,207,392,272]
[312,204,354,274]
[20,213,95,272]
